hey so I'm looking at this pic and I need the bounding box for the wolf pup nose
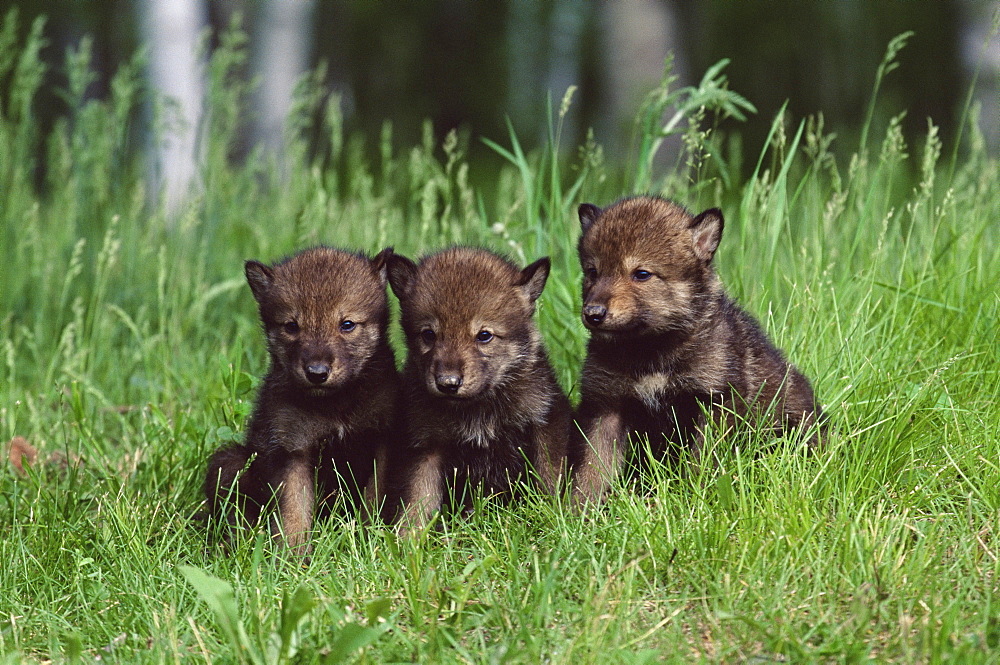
[304,362,331,384]
[204,246,400,555]
[386,247,571,533]
[572,196,823,503]
[434,373,463,395]
[583,304,608,327]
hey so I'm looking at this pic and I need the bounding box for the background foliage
[0,0,993,172]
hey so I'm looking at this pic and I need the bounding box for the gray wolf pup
[386,247,571,531]
[204,246,398,554]
[572,196,822,501]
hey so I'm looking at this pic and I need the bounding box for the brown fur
[203,247,399,555]
[385,247,571,532]
[572,196,822,502]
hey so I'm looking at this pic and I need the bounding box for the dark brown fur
[204,246,399,554]
[572,196,822,502]
[385,247,571,532]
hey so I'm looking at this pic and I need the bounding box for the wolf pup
[385,247,571,532]
[572,196,822,502]
[204,246,398,554]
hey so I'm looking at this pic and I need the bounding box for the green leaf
[61,631,84,664]
[322,623,384,664]
[364,597,392,627]
[716,472,736,513]
[277,584,316,663]
[178,565,251,659]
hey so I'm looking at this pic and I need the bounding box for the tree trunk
[141,0,207,216]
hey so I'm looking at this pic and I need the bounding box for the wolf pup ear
[578,203,602,232]
[386,253,418,300]
[689,208,724,263]
[370,247,394,284]
[516,256,551,307]
[245,260,275,301]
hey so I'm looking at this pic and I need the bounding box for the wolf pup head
[245,247,393,393]
[577,196,724,338]
[387,247,550,400]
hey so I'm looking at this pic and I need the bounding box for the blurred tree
[593,0,684,159]
[0,0,138,192]
[959,1,999,152]
[0,0,993,208]
[315,2,513,153]
[674,0,965,156]
[140,0,206,214]
[250,0,315,160]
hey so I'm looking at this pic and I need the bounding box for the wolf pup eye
[420,329,436,344]
[283,320,300,334]
[475,330,494,343]
[632,269,652,282]
[585,267,598,280]
[340,320,356,332]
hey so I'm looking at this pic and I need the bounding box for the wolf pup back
[204,246,399,554]
[386,247,570,532]
[572,196,822,502]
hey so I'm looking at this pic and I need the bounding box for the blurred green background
[2,0,997,207]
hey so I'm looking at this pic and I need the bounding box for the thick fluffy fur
[386,247,571,531]
[572,196,822,502]
[204,247,399,554]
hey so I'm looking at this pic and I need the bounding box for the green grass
[2,17,999,664]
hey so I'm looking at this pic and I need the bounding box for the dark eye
[476,330,494,343]
[340,320,356,332]
[283,320,300,334]
[632,269,652,282]
[420,329,436,344]
[585,267,598,280]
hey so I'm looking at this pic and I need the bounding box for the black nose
[305,363,330,384]
[583,304,607,326]
[435,375,463,394]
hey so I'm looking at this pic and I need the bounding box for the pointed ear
[578,203,602,233]
[516,256,550,306]
[689,208,724,262]
[244,260,274,301]
[386,253,417,300]
[370,246,394,285]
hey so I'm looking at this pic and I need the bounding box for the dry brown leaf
[8,436,38,476]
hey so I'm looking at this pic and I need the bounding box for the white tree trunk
[960,2,1000,153]
[599,0,683,159]
[141,0,207,215]
[252,0,316,161]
